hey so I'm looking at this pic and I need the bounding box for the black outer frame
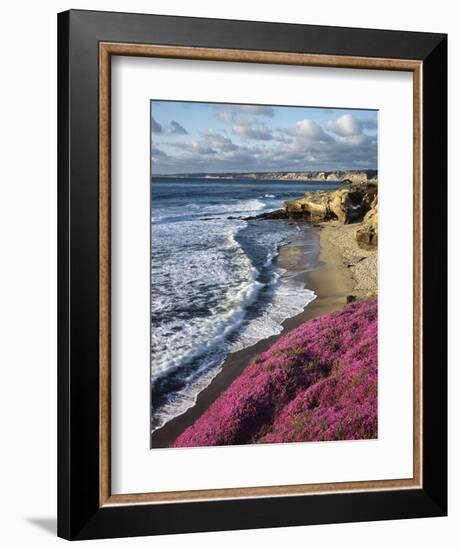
[57,9,447,540]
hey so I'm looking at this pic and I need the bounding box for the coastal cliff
[234,169,377,183]
[249,182,378,252]
[172,297,377,447]
[161,170,378,183]
[284,182,378,251]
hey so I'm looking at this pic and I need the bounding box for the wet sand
[150,222,361,448]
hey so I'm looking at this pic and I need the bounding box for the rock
[329,188,368,223]
[253,182,378,252]
[355,199,378,250]
[243,209,289,220]
[284,183,376,224]
[355,226,377,249]
[284,191,331,221]
[346,255,367,267]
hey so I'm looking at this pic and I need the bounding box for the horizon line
[152,168,378,177]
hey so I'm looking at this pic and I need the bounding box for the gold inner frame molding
[99,42,423,507]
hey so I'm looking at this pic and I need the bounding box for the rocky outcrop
[283,191,330,221]
[336,172,378,186]
[242,209,289,220]
[284,182,377,224]
[282,183,378,250]
[355,197,378,250]
[329,187,375,223]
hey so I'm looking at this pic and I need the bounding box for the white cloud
[151,145,169,159]
[190,140,216,155]
[326,114,362,137]
[290,119,331,141]
[215,105,274,137]
[152,110,377,174]
[337,133,369,146]
[204,130,238,151]
[233,122,273,141]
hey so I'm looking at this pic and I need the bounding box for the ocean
[151,178,340,432]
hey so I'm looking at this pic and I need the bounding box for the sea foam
[150,181,320,432]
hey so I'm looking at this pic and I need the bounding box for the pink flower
[172,297,378,447]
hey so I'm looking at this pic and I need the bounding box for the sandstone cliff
[166,170,378,183]
[284,183,376,222]
[244,169,377,183]
[283,182,378,250]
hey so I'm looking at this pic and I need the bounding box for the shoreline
[151,222,361,449]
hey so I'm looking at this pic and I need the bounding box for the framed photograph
[57,9,447,540]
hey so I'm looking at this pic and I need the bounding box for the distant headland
[155,170,378,184]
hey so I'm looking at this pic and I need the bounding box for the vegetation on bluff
[173,297,377,447]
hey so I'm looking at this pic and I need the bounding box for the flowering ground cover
[172,297,377,447]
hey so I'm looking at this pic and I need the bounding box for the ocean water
[151,178,340,432]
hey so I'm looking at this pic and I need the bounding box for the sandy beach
[151,220,377,448]
[319,221,377,299]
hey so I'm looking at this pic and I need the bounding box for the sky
[151,101,378,174]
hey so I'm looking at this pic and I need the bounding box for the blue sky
[151,101,378,174]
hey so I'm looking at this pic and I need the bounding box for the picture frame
[57,9,447,540]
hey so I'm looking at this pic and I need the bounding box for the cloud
[215,107,275,141]
[151,117,189,135]
[204,130,239,151]
[152,117,164,134]
[151,146,169,159]
[152,109,377,174]
[338,134,370,146]
[169,120,189,135]
[326,114,362,137]
[216,105,274,121]
[290,119,331,141]
[233,122,273,141]
[190,141,216,155]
